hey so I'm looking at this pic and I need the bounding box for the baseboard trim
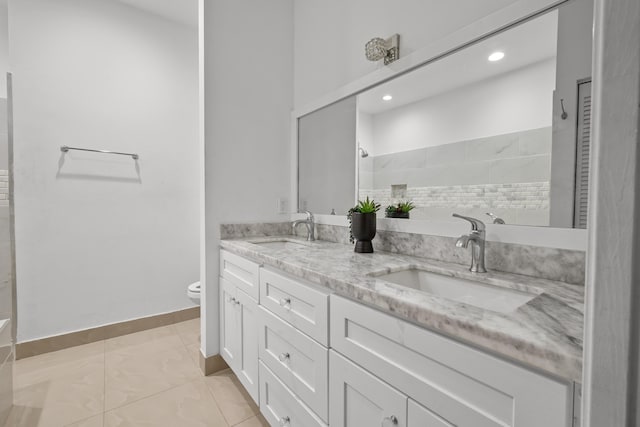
[200,352,229,376]
[16,306,200,360]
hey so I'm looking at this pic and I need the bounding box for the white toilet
[187,281,201,305]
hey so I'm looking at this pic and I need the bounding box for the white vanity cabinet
[330,295,574,427]
[219,251,260,403]
[219,250,576,427]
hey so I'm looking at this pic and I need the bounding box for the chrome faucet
[292,211,315,241]
[452,213,487,273]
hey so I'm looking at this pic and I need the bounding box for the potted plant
[348,197,380,253]
[385,201,415,219]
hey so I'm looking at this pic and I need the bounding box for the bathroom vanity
[218,236,583,427]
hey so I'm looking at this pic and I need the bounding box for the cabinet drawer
[258,307,328,422]
[259,361,327,427]
[330,295,573,427]
[220,250,260,301]
[259,268,329,345]
[329,350,407,427]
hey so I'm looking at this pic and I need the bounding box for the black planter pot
[386,211,410,219]
[351,212,377,253]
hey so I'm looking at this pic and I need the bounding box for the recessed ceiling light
[382,95,393,101]
[488,51,505,62]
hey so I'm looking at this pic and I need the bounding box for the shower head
[359,147,369,158]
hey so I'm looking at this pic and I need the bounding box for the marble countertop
[220,236,584,382]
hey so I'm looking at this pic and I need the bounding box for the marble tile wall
[220,222,293,239]
[361,182,550,225]
[360,127,552,190]
[359,127,552,226]
[223,222,586,285]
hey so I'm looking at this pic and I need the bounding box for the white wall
[200,0,293,357]
[371,58,555,156]
[0,0,7,99]
[293,0,518,109]
[11,0,199,342]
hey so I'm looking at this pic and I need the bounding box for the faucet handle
[452,213,486,231]
[486,212,505,224]
[300,210,314,221]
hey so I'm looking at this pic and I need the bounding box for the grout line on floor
[61,412,103,427]
[176,321,201,370]
[103,376,201,415]
[230,416,261,427]
[202,376,236,427]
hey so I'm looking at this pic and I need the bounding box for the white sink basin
[376,269,537,314]
[252,240,309,250]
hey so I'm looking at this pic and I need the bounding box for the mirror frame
[290,0,587,251]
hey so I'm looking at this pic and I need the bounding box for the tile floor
[4,319,268,427]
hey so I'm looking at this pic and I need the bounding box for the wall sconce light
[365,34,400,65]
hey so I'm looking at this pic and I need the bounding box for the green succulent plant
[353,197,381,214]
[347,197,380,243]
[385,201,415,214]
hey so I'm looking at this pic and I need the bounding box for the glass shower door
[0,0,15,419]
[0,76,12,421]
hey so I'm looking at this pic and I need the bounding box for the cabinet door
[220,277,240,370]
[408,399,455,427]
[331,295,572,427]
[236,288,259,404]
[329,350,406,427]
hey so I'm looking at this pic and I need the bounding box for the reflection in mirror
[298,96,357,215]
[357,4,592,228]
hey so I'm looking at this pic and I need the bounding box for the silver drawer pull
[278,352,290,362]
[279,297,292,308]
[279,416,290,426]
[382,415,398,426]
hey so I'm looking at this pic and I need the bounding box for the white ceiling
[358,10,558,115]
[116,0,197,28]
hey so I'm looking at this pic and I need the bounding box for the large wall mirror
[298,0,593,229]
